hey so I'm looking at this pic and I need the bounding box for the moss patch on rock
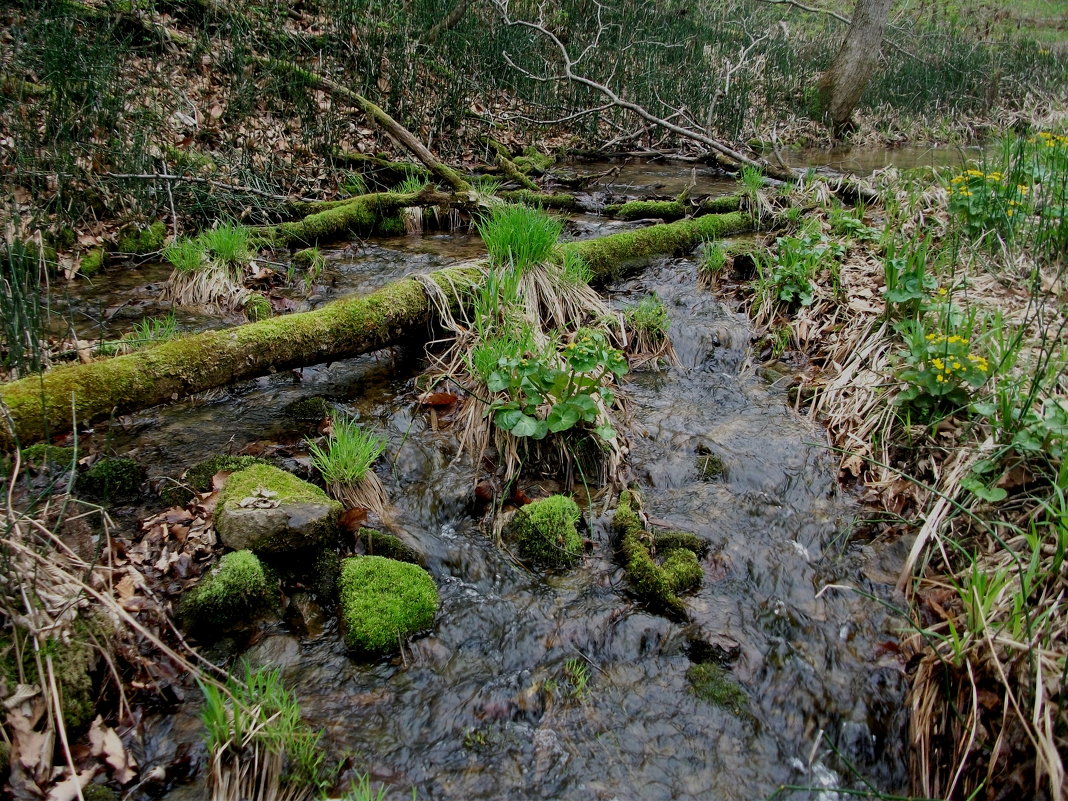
[281,396,332,425]
[686,662,748,717]
[180,549,277,631]
[79,247,106,276]
[509,495,583,568]
[244,293,272,321]
[76,457,144,501]
[117,221,165,255]
[20,443,75,469]
[613,490,704,617]
[338,555,438,654]
[358,528,425,566]
[161,454,267,507]
[696,447,726,480]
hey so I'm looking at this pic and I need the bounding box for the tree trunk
[817,0,895,137]
[0,212,753,449]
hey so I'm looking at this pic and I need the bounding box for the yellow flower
[937,287,948,296]
[1007,209,1015,217]
[953,362,961,370]
[936,375,945,383]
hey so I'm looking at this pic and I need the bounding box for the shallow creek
[57,164,921,800]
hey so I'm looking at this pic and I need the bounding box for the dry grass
[737,163,1067,799]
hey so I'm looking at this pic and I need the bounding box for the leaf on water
[89,716,138,784]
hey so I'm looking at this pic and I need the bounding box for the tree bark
[817,0,895,137]
[0,213,753,449]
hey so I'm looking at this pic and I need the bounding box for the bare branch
[103,173,319,204]
[755,0,851,26]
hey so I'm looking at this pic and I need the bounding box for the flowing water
[52,163,915,800]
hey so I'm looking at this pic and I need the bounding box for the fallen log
[0,212,754,449]
[604,195,743,221]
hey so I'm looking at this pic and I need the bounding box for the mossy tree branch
[1,212,754,449]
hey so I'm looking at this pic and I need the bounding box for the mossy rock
[613,490,703,617]
[20,443,75,470]
[338,556,438,654]
[281,396,332,424]
[358,528,425,566]
[80,247,106,276]
[215,463,341,553]
[509,495,583,568]
[686,662,748,717]
[179,549,277,631]
[76,457,144,501]
[161,454,267,507]
[117,221,166,255]
[696,446,726,480]
[81,784,119,801]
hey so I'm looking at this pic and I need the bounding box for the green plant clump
[180,550,277,630]
[510,495,583,567]
[686,662,748,716]
[338,556,438,654]
[200,221,251,263]
[625,294,670,336]
[76,456,144,500]
[244,292,272,321]
[306,416,386,487]
[477,204,562,271]
[163,237,205,272]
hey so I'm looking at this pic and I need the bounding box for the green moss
[686,662,748,716]
[655,531,709,556]
[117,221,166,255]
[1,617,107,731]
[514,146,553,175]
[696,448,726,480]
[607,200,686,221]
[161,454,267,507]
[219,463,332,507]
[497,190,578,210]
[375,214,405,236]
[76,457,144,501]
[510,495,583,567]
[180,550,277,631]
[244,293,272,321]
[20,443,75,469]
[562,211,753,282]
[281,396,332,424]
[613,490,703,617]
[81,785,119,801]
[79,247,106,276]
[338,556,438,654]
[358,528,425,566]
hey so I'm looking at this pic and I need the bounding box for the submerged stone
[179,549,277,631]
[509,495,583,568]
[215,463,341,553]
[686,662,748,717]
[338,555,438,655]
[613,489,704,617]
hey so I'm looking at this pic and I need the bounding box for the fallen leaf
[45,767,98,801]
[419,391,459,407]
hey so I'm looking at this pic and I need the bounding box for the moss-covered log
[0,212,753,449]
[282,188,585,244]
[605,194,742,221]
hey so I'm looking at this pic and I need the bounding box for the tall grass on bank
[0,238,50,379]
[746,132,1066,799]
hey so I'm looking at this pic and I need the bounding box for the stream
[50,157,931,800]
